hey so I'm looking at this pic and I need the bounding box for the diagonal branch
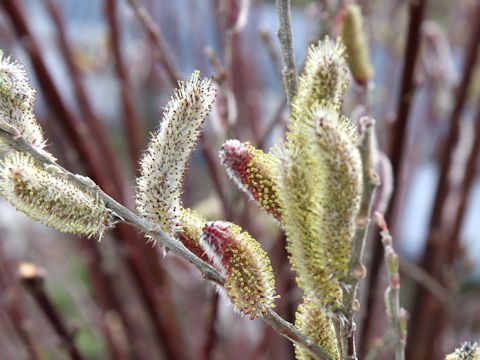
[0,121,333,360]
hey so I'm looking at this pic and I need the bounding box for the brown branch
[1,2,183,358]
[0,121,333,360]
[18,263,85,360]
[406,3,480,358]
[201,291,219,360]
[45,0,125,198]
[104,0,144,169]
[361,0,426,355]
[125,0,182,85]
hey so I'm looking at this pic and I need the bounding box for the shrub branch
[0,121,333,360]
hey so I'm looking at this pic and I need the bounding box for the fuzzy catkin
[219,140,282,222]
[340,4,374,85]
[136,71,215,244]
[294,300,339,360]
[0,51,48,155]
[278,103,361,310]
[0,152,112,238]
[292,37,349,116]
[200,221,277,319]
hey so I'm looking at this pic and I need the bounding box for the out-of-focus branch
[125,0,182,85]
[104,0,144,169]
[338,117,379,359]
[258,27,283,77]
[45,0,124,196]
[362,0,426,355]
[375,213,407,360]
[18,263,85,360]
[407,3,480,358]
[0,121,333,360]
[201,291,219,360]
[275,0,297,106]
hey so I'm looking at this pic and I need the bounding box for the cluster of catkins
[0,4,373,359]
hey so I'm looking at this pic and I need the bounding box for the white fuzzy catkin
[0,152,112,238]
[136,71,215,234]
[0,51,48,155]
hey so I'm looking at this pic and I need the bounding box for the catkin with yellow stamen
[340,4,374,85]
[0,152,112,238]
[219,140,282,222]
[277,104,362,310]
[294,300,339,360]
[445,342,480,360]
[136,71,215,251]
[0,51,52,158]
[200,221,277,319]
[292,37,349,116]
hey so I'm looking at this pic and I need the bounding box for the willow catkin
[340,3,374,85]
[0,152,112,238]
[200,221,277,319]
[219,140,282,222]
[294,300,339,360]
[136,71,215,251]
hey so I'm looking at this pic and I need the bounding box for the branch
[0,121,333,360]
[338,117,379,359]
[18,263,85,360]
[275,0,297,106]
[375,213,407,360]
[125,0,182,86]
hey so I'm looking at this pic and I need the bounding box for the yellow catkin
[445,342,480,360]
[277,46,362,310]
[220,139,282,222]
[292,37,349,117]
[0,152,112,238]
[200,221,277,319]
[136,71,215,251]
[340,4,374,85]
[294,300,339,360]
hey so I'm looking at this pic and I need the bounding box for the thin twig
[0,121,333,360]
[375,213,407,360]
[258,27,283,78]
[18,263,85,360]
[126,0,182,85]
[104,0,144,169]
[362,0,426,355]
[275,0,297,106]
[338,117,379,359]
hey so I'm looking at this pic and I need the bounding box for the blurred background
[0,0,478,359]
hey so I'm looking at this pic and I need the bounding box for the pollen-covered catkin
[0,152,112,238]
[136,71,215,248]
[219,140,282,222]
[277,104,362,310]
[294,300,339,360]
[0,51,50,156]
[445,342,480,360]
[340,3,374,85]
[200,221,277,319]
[292,37,349,116]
